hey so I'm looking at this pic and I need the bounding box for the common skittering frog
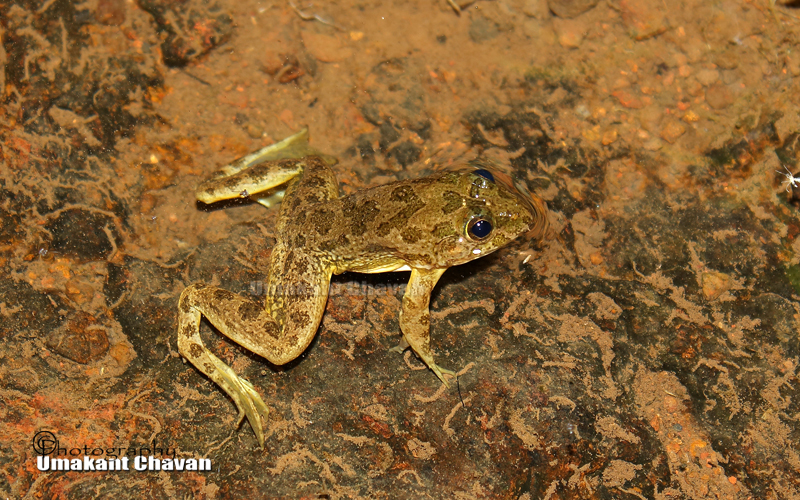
[178,129,548,447]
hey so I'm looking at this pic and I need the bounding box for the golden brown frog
[178,129,548,447]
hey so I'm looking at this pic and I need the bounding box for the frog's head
[419,167,549,268]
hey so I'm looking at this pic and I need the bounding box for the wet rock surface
[45,209,119,261]
[45,311,110,364]
[2,0,800,498]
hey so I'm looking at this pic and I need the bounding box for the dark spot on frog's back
[441,191,463,214]
[237,301,262,321]
[433,221,452,238]
[391,185,416,202]
[384,185,425,227]
[343,198,380,237]
[401,227,423,243]
[313,208,336,236]
[319,233,349,253]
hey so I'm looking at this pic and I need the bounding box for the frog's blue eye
[467,217,493,240]
[473,169,494,182]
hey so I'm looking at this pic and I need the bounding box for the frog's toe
[214,361,269,448]
[431,364,457,388]
[389,337,410,353]
[232,377,270,448]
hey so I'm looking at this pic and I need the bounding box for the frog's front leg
[398,268,457,386]
[177,248,331,448]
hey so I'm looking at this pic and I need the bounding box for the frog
[177,128,549,447]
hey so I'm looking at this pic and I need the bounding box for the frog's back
[275,156,340,234]
[293,169,545,274]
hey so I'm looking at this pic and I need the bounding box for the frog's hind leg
[278,155,341,216]
[196,158,303,206]
[195,128,337,206]
[177,249,331,448]
[177,284,273,447]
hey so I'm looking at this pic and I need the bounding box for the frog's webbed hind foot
[211,357,270,448]
[392,335,456,387]
[430,363,457,387]
[416,351,456,388]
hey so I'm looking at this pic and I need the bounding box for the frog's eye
[473,169,494,182]
[467,216,493,241]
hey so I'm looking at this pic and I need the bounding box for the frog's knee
[179,283,208,312]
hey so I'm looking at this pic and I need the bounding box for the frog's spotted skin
[177,129,549,447]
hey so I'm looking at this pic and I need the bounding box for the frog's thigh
[182,280,328,365]
[281,156,340,207]
[264,249,333,364]
[399,268,456,385]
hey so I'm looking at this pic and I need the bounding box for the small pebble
[701,271,731,300]
[522,0,550,18]
[547,0,599,18]
[695,68,720,86]
[469,16,500,43]
[705,83,733,110]
[602,128,618,145]
[553,18,584,48]
[660,120,686,143]
[612,90,645,109]
[619,0,669,40]
[246,123,263,139]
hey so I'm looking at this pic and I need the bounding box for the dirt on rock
[2,0,800,498]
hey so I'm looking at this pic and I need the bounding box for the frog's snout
[514,192,549,241]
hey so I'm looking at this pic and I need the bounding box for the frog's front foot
[211,356,270,448]
[390,337,456,386]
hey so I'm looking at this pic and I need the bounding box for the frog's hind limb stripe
[195,159,304,204]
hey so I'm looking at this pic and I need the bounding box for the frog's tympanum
[178,129,549,447]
